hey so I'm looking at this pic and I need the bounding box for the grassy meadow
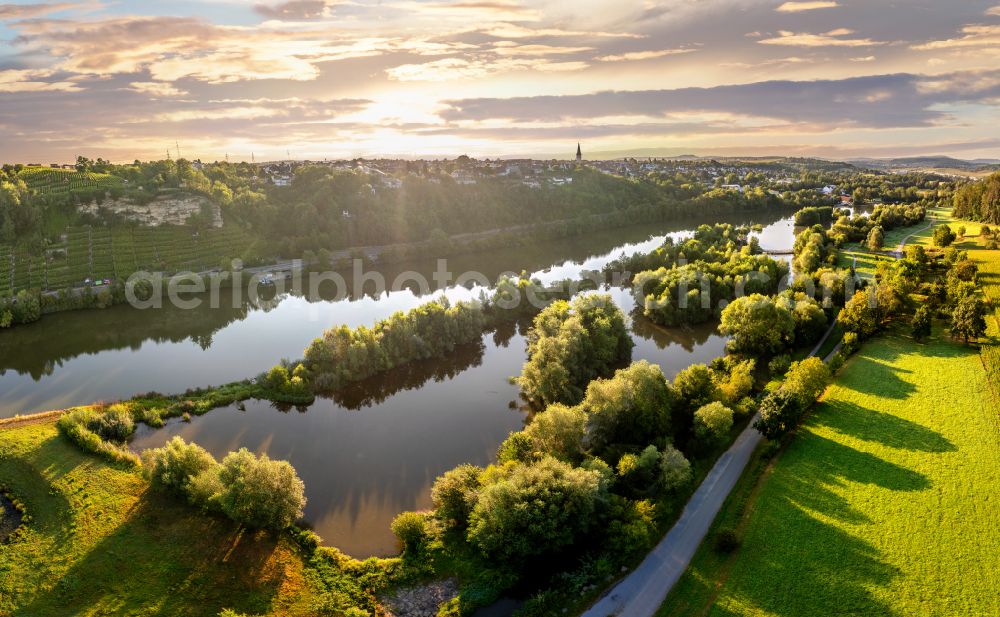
[659,328,1000,616]
[835,208,940,279]
[913,210,1000,395]
[0,419,330,617]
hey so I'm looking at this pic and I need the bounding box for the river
[0,208,800,557]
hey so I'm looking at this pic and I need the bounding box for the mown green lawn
[0,421,321,617]
[659,328,1000,616]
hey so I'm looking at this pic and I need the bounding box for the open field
[658,327,1000,616]
[0,420,322,616]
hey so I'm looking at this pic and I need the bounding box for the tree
[141,436,217,497]
[866,225,884,251]
[933,224,956,247]
[524,403,587,462]
[659,444,692,492]
[950,259,978,283]
[516,294,632,407]
[693,402,734,444]
[497,431,534,464]
[838,289,879,338]
[719,294,795,356]
[754,389,805,440]
[391,511,429,554]
[580,361,674,454]
[777,291,828,346]
[466,457,604,562]
[616,445,662,494]
[781,357,831,406]
[431,464,482,528]
[950,295,987,344]
[904,244,929,270]
[911,305,932,341]
[217,449,306,530]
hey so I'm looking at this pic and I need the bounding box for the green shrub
[714,527,740,553]
[693,402,734,444]
[56,407,140,466]
[390,511,429,554]
[768,354,792,377]
[659,444,692,492]
[86,405,135,442]
[431,464,482,529]
[216,448,306,530]
[141,436,218,498]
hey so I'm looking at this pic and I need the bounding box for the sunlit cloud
[0,71,80,92]
[388,0,541,21]
[478,23,644,39]
[1,0,1000,161]
[126,81,188,97]
[254,0,339,21]
[596,49,695,62]
[0,1,94,21]
[758,28,885,47]
[912,24,1000,51]
[492,42,592,56]
[385,56,587,81]
[775,1,839,13]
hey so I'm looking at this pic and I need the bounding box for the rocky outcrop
[381,578,459,617]
[80,193,222,227]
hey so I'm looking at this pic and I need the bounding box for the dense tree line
[719,291,828,356]
[793,206,834,226]
[515,294,633,407]
[953,172,1000,224]
[829,204,926,245]
[837,242,988,348]
[632,252,788,327]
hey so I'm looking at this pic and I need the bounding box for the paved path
[581,416,763,617]
[582,217,937,617]
[581,316,841,617]
[890,220,935,258]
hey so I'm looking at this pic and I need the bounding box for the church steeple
[576,143,582,162]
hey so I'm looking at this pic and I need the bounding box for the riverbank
[0,417,416,616]
[1,202,800,331]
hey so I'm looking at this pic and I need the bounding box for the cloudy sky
[1,0,999,162]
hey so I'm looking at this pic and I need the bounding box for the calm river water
[0,208,800,556]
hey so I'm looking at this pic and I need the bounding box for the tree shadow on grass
[15,489,286,617]
[837,353,916,399]
[812,401,956,454]
[709,429,931,616]
[709,512,900,617]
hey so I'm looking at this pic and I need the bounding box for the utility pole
[175,141,181,160]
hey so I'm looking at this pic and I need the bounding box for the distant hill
[848,156,1000,172]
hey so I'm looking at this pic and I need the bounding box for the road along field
[659,327,1000,616]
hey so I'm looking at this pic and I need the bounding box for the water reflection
[4,211,791,556]
[130,330,529,557]
[0,209,795,417]
[128,293,731,557]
